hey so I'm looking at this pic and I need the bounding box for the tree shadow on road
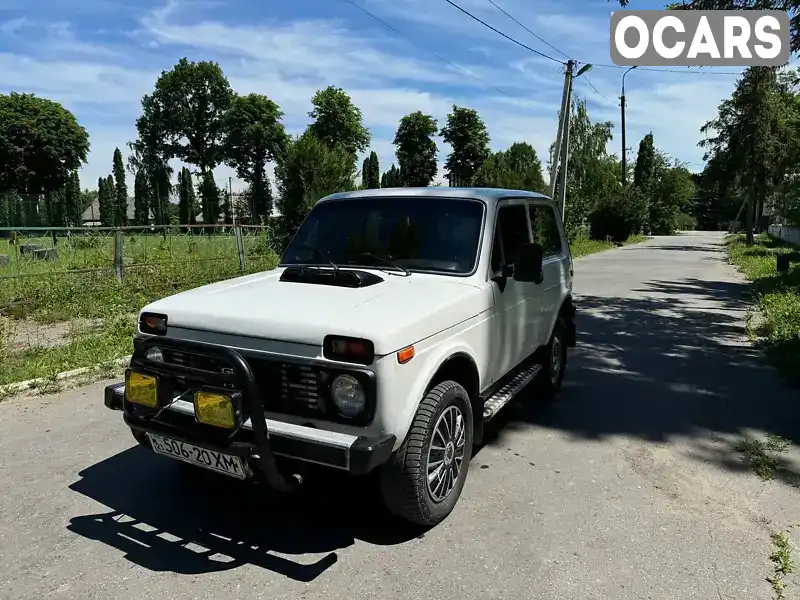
[482,276,800,487]
[67,449,423,581]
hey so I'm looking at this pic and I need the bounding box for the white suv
[104,187,576,526]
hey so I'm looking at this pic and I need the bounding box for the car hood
[140,267,489,354]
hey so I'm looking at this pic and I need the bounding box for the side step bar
[482,363,542,420]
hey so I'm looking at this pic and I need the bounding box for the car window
[528,203,563,257]
[493,204,530,271]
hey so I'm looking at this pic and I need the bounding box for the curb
[0,355,131,397]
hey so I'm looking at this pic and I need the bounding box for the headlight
[125,370,158,407]
[330,374,366,418]
[145,347,164,362]
[194,391,237,429]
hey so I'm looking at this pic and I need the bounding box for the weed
[768,531,795,599]
[734,435,791,480]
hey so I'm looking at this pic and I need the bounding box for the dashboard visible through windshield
[280,196,485,275]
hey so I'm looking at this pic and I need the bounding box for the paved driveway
[1,231,799,600]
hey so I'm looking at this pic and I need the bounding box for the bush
[675,212,697,231]
[588,186,649,242]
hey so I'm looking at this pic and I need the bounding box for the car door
[489,201,536,382]
[527,200,569,348]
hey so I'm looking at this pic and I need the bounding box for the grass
[768,531,795,599]
[569,233,650,258]
[726,233,800,385]
[733,434,791,480]
[0,227,646,389]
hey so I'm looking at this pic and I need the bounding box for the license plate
[147,433,248,479]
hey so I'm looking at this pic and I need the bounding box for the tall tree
[178,167,192,225]
[136,58,234,174]
[633,132,656,192]
[0,92,89,198]
[64,171,81,227]
[133,169,150,226]
[200,170,220,227]
[275,132,357,238]
[307,86,370,158]
[700,67,791,244]
[474,142,546,192]
[381,164,403,188]
[440,105,490,184]
[394,111,439,187]
[126,139,172,226]
[367,151,380,189]
[362,155,372,189]
[97,177,112,227]
[112,147,128,226]
[222,93,287,223]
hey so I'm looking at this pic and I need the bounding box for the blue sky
[0,0,748,192]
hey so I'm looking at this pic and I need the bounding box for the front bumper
[105,337,395,483]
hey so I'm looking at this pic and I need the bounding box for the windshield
[280,196,485,275]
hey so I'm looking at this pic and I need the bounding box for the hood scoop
[280,266,384,288]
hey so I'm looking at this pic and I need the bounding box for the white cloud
[0,0,747,194]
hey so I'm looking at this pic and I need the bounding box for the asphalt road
[2,231,799,600]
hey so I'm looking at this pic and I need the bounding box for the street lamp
[620,65,637,185]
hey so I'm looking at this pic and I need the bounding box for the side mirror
[513,243,544,283]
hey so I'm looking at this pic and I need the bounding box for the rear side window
[491,204,530,272]
[528,203,563,257]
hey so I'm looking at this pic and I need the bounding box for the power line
[339,0,522,97]
[582,76,617,105]
[442,0,565,64]
[593,63,743,75]
[482,0,572,61]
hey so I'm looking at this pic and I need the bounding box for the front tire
[379,380,474,527]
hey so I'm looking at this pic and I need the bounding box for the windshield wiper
[348,252,411,276]
[294,244,338,270]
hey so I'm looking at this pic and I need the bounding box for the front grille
[156,349,324,417]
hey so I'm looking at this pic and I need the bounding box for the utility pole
[550,60,575,201]
[557,71,574,221]
[620,66,637,185]
[229,176,235,225]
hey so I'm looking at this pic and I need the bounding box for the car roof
[317,187,553,208]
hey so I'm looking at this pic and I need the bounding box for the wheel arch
[424,351,484,446]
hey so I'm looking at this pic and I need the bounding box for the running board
[482,364,542,420]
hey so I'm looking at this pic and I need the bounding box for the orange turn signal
[397,345,415,364]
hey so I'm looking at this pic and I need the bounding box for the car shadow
[477,276,800,487]
[68,447,424,581]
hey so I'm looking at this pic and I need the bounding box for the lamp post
[620,65,637,185]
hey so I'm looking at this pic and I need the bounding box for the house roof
[80,196,149,223]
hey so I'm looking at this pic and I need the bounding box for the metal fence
[0,224,280,282]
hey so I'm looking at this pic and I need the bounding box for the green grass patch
[768,531,795,599]
[569,233,649,258]
[733,434,791,480]
[726,233,800,385]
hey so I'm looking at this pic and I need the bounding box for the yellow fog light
[194,391,236,429]
[125,371,158,407]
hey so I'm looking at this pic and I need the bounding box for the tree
[97,177,112,227]
[64,171,81,227]
[394,111,439,187]
[589,184,649,241]
[650,159,696,234]
[0,93,89,198]
[126,139,172,226]
[275,132,357,238]
[615,0,800,54]
[200,170,220,227]
[550,97,617,238]
[633,132,656,192]
[223,93,288,223]
[136,58,234,174]
[112,147,128,226]
[361,152,380,189]
[133,169,150,226]
[473,142,546,192]
[177,167,193,225]
[440,105,491,184]
[307,86,371,157]
[700,67,793,244]
[381,164,403,187]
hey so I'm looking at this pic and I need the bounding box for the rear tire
[379,381,473,527]
[537,318,568,397]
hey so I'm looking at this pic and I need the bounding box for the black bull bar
[119,336,301,492]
